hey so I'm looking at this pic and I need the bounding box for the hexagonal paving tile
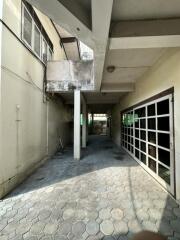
[170,219,180,233]
[113,221,128,235]
[63,209,75,220]
[86,220,99,235]
[157,220,174,236]
[0,136,179,240]
[103,236,115,240]
[173,208,180,218]
[56,221,71,236]
[75,209,87,220]
[111,208,123,220]
[128,220,142,233]
[43,223,58,234]
[99,208,111,220]
[54,235,68,240]
[100,220,114,235]
[72,221,86,237]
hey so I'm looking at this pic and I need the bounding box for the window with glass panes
[22,1,53,63]
[23,7,33,47]
[121,94,174,194]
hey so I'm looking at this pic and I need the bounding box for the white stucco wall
[111,48,180,202]
[0,0,72,198]
[0,0,3,198]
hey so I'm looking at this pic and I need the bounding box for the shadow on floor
[5,135,137,198]
[1,135,179,240]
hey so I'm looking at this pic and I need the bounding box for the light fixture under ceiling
[106,65,116,73]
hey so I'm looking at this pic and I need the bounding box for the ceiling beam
[66,100,119,104]
[101,83,135,92]
[91,0,113,91]
[58,0,91,29]
[110,19,180,38]
[26,0,94,49]
[109,35,180,50]
[61,37,77,43]
[86,99,119,104]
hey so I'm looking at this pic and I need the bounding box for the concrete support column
[74,90,81,160]
[82,100,87,148]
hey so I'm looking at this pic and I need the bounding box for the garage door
[121,93,175,195]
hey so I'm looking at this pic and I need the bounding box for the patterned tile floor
[0,136,180,240]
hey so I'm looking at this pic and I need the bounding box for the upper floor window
[22,1,53,63]
[42,38,47,62]
[23,7,32,47]
[34,25,41,57]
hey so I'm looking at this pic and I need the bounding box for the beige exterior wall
[0,0,3,200]
[0,0,71,198]
[111,48,180,202]
[47,99,72,154]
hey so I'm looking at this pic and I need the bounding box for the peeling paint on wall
[46,60,94,91]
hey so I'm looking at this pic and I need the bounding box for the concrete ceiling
[105,48,166,67]
[88,104,114,114]
[60,92,124,104]
[57,0,91,29]
[59,92,74,104]
[58,91,123,114]
[27,0,180,104]
[76,0,91,13]
[57,0,180,22]
[85,92,124,104]
[112,0,180,21]
[103,48,166,84]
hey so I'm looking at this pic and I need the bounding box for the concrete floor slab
[0,136,179,240]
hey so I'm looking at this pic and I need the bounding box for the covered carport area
[0,134,179,239]
[25,0,180,205]
[1,0,180,239]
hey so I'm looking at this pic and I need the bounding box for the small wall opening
[88,113,108,136]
